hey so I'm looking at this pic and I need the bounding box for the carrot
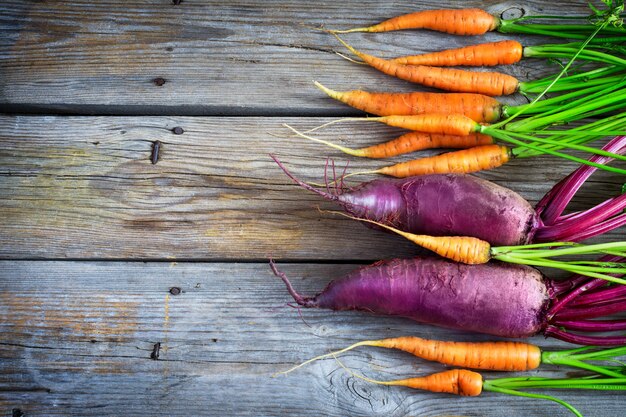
[336,363,618,417]
[314,81,503,122]
[364,369,484,396]
[334,35,520,96]
[283,124,494,158]
[328,211,626,280]
[280,337,541,374]
[390,40,524,67]
[330,8,498,35]
[363,145,511,177]
[307,114,481,137]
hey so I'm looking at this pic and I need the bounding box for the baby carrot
[334,34,520,96]
[390,40,524,66]
[281,337,541,374]
[314,81,503,122]
[307,114,481,137]
[283,124,495,158]
[366,145,511,177]
[330,8,498,35]
[366,369,484,396]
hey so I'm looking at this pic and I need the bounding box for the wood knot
[152,77,166,87]
[500,6,525,20]
[150,342,161,360]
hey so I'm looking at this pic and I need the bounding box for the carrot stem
[482,384,583,417]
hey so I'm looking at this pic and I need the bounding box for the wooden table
[1,1,624,416]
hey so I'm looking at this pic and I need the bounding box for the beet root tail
[269,154,339,202]
[269,259,317,308]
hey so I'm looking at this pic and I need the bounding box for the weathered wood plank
[0,0,592,114]
[1,115,624,260]
[1,261,623,416]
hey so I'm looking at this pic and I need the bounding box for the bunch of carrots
[270,2,626,416]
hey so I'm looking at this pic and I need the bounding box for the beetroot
[271,136,626,246]
[272,257,626,345]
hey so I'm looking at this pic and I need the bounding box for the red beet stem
[561,213,626,242]
[536,135,626,225]
[269,260,318,308]
[552,319,626,332]
[554,299,626,320]
[534,193,626,242]
[546,255,625,317]
[545,325,626,346]
[547,278,608,319]
[570,284,626,306]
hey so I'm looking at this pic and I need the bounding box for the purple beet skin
[342,175,538,246]
[275,257,550,338]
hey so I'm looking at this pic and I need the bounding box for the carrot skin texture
[360,132,495,158]
[374,337,542,371]
[388,369,484,396]
[377,144,511,176]
[400,234,492,264]
[335,35,518,96]
[391,40,524,67]
[316,83,502,122]
[352,8,498,35]
[376,114,480,135]
[288,257,550,338]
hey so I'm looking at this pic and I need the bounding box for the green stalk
[519,66,624,95]
[506,85,626,132]
[524,45,626,66]
[503,82,624,117]
[516,113,626,158]
[506,83,626,132]
[482,384,583,417]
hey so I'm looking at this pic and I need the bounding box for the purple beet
[272,257,626,345]
[271,135,626,246]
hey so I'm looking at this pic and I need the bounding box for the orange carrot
[357,369,484,396]
[329,210,492,264]
[334,35,520,96]
[331,8,498,35]
[390,40,524,67]
[314,81,503,122]
[366,145,511,177]
[309,114,480,136]
[279,337,541,374]
[283,124,494,158]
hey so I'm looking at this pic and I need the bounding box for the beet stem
[544,325,626,346]
[554,299,626,320]
[537,135,626,224]
[570,284,626,306]
[552,318,626,332]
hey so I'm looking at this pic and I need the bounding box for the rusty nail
[151,141,161,165]
[152,77,166,86]
[172,126,184,135]
[172,0,182,4]
[150,342,161,360]
[169,287,181,295]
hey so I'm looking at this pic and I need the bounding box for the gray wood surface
[1,1,624,416]
[1,115,624,260]
[1,261,624,417]
[0,0,589,115]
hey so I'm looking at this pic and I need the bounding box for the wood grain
[1,115,624,260]
[0,0,590,115]
[1,261,623,417]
